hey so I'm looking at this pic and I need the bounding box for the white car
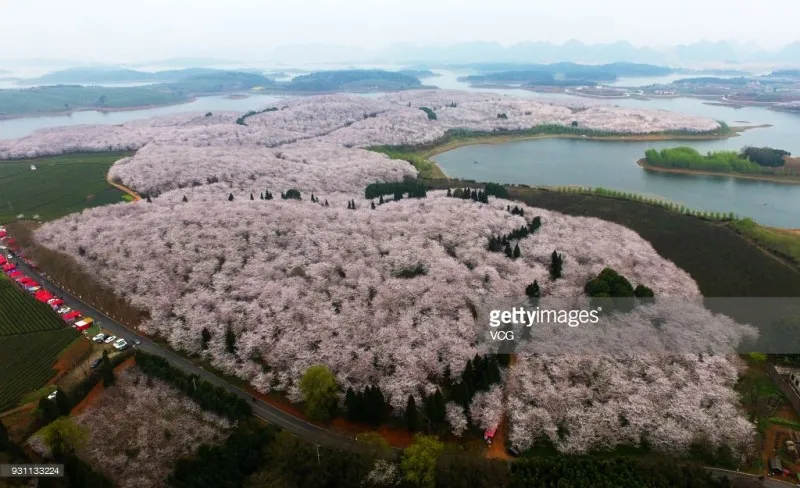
[103,335,117,344]
[113,339,128,351]
[47,390,57,401]
[57,306,71,315]
[92,333,106,343]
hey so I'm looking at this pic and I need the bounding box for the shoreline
[0,97,198,121]
[636,158,800,185]
[419,125,763,161]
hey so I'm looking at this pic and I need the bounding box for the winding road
[5,250,368,452]
[5,250,797,484]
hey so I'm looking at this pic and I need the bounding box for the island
[639,146,800,183]
[0,69,427,118]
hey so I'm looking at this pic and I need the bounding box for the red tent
[0,257,6,265]
[0,230,6,238]
[48,299,64,309]
[17,277,35,286]
[62,311,81,322]
[1,263,14,272]
[8,270,22,278]
[34,290,54,302]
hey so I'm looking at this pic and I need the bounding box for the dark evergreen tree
[225,326,237,354]
[446,188,452,197]
[345,387,358,422]
[54,388,71,416]
[324,200,329,207]
[201,327,212,350]
[513,243,521,259]
[250,193,254,200]
[371,201,376,210]
[525,280,541,298]
[146,196,152,203]
[431,390,446,423]
[228,193,234,201]
[38,396,59,423]
[550,251,563,280]
[504,242,513,258]
[405,395,419,432]
[379,195,384,205]
[634,285,655,298]
[260,192,264,200]
[101,350,115,387]
[182,195,188,203]
[394,191,403,201]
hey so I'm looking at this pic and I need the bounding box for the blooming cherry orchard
[35,192,754,452]
[33,368,232,488]
[8,87,751,456]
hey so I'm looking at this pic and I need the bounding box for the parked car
[57,306,72,314]
[104,335,117,344]
[47,390,57,401]
[113,339,128,351]
[92,333,106,343]
[90,358,103,369]
[132,338,141,346]
[507,447,521,457]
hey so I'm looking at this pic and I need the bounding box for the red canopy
[34,290,54,302]
[0,231,6,238]
[48,298,64,307]
[0,257,6,265]
[17,277,35,286]
[1,263,14,271]
[62,311,81,320]
[75,322,92,332]
[8,270,22,278]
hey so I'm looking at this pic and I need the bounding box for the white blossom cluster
[1,91,720,198]
[109,141,416,196]
[34,193,753,452]
[29,368,232,488]
[506,354,754,456]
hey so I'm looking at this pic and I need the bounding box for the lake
[2,69,800,227]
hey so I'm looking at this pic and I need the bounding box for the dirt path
[106,173,141,201]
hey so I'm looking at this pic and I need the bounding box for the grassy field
[0,274,80,410]
[0,152,132,223]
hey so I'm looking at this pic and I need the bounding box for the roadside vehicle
[47,390,57,401]
[507,447,521,457]
[90,358,103,369]
[113,338,128,351]
[132,338,141,346]
[92,333,106,343]
[104,335,117,344]
[57,306,71,314]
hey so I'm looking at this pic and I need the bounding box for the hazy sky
[2,0,798,62]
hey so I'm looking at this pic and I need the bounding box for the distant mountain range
[266,40,800,67]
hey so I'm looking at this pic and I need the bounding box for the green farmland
[0,151,131,223]
[0,274,65,335]
[0,275,79,410]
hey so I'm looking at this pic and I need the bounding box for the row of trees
[135,350,252,421]
[346,385,387,425]
[556,186,738,221]
[585,267,655,299]
[449,187,489,203]
[167,421,735,488]
[365,180,428,200]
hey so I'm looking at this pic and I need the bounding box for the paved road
[6,251,368,452]
[708,468,797,487]
[6,251,793,477]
